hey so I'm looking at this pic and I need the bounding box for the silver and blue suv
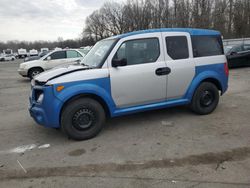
[29,28,229,140]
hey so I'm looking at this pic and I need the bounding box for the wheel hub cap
[200,90,214,107]
[72,108,95,130]
[32,71,40,77]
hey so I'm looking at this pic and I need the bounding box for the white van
[29,49,38,56]
[18,48,28,58]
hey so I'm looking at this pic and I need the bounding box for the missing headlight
[35,90,44,103]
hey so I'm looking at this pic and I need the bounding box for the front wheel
[190,82,219,115]
[61,98,105,140]
[28,68,43,79]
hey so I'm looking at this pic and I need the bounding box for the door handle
[155,67,171,76]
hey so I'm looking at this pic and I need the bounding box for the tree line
[83,0,250,41]
[0,38,94,53]
[1,0,250,52]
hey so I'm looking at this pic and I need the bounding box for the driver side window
[113,38,160,66]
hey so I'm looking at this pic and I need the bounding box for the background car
[0,54,16,61]
[18,49,85,79]
[226,44,250,68]
[24,51,49,62]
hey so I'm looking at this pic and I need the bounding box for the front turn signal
[56,85,65,92]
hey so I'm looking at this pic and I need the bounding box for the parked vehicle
[0,54,16,61]
[18,49,84,79]
[24,51,49,62]
[3,49,13,55]
[41,48,49,53]
[29,49,38,56]
[29,28,229,140]
[13,53,19,58]
[18,48,28,58]
[225,44,250,68]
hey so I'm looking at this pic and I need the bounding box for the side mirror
[75,59,81,64]
[230,51,237,55]
[112,58,127,67]
[47,56,51,61]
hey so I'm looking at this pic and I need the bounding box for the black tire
[61,98,105,140]
[190,82,219,115]
[28,68,43,79]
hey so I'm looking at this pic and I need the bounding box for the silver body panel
[107,33,168,108]
[161,32,195,99]
[107,32,196,107]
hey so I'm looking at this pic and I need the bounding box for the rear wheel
[61,98,105,140]
[190,82,219,115]
[28,68,43,79]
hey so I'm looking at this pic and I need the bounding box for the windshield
[80,39,117,67]
[224,46,232,54]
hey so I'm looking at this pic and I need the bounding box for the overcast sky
[0,0,124,42]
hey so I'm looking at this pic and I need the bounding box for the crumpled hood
[34,64,88,83]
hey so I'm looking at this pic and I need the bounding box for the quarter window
[113,38,160,66]
[166,36,189,60]
[192,36,224,57]
[49,51,66,60]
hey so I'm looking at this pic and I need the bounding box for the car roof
[109,28,221,39]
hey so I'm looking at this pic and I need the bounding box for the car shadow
[104,105,193,132]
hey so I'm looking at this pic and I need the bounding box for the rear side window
[192,36,224,57]
[66,50,82,58]
[244,45,250,51]
[50,51,66,60]
[166,36,189,60]
[114,38,160,66]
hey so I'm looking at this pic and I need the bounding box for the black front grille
[35,80,46,86]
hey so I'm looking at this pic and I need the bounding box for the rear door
[66,50,83,63]
[161,32,195,99]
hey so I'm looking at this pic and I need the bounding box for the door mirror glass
[112,58,127,67]
[230,51,237,55]
[75,59,81,64]
[46,56,51,60]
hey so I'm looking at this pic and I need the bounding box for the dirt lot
[0,60,250,188]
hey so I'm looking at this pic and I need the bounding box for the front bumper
[18,68,28,77]
[29,85,63,128]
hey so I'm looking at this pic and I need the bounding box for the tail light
[224,62,229,76]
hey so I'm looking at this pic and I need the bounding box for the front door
[108,33,168,108]
[44,51,67,70]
